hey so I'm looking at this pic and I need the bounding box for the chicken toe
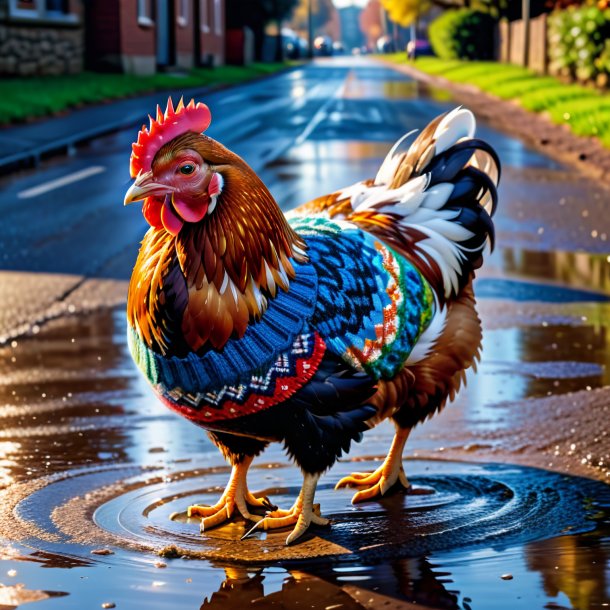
[335,428,411,503]
[242,473,328,545]
[186,456,272,532]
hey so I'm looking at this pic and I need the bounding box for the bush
[548,5,610,84]
[428,9,495,61]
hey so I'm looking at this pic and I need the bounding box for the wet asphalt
[1,57,608,280]
[0,57,608,609]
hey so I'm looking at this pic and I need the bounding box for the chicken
[124,98,500,545]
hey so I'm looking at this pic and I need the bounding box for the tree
[380,0,554,26]
[360,0,385,48]
[290,0,336,36]
[226,0,299,59]
[381,0,433,27]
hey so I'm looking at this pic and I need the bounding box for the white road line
[18,166,106,199]
[295,82,346,146]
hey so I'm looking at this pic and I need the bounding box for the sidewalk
[0,67,295,171]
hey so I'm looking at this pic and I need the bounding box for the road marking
[295,82,346,146]
[18,166,106,199]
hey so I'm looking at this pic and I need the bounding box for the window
[213,0,221,35]
[16,0,36,11]
[137,0,154,27]
[200,0,209,33]
[45,0,68,14]
[177,0,189,27]
[8,0,76,21]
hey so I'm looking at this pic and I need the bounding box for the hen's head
[124,97,238,235]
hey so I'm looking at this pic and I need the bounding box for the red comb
[130,97,211,178]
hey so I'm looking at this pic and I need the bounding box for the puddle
[0,452,608,608]
[486,247,610,298]
[0,292,606,608]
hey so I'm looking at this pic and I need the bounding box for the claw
[240,474,327,545]
[335,470,379,489]
[200,505,246,532]
[188,503,222,518]
[335,429,412,504]
[241,519,264,541]
[286,513,310,545]
[188,456,270,533]
[245,491,276,511]
[398,468,410,489]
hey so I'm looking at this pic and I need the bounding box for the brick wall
[119,0,155,74]
[0,0,225,76]
[175,0,194,69]
[84,0,120,69]
[199,0,224,65]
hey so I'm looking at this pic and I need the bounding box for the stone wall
[0,24,83,76]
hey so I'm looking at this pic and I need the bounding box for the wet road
[1,58,609,278]
[0,57,609,609]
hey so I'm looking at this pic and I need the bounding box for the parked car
[406,39,433,59]
[376,35,395,53]
[314,36,333,56]
[282,28,305,59]
[332,41,346,55]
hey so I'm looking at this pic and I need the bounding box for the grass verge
[383,54,610,148]
[0,63,289,126]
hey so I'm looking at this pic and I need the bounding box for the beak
[124,170,175,206]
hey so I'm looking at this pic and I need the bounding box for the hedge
[428,9,495,61]
[548,5,610,85]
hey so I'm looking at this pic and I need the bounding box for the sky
[332,0,368,7]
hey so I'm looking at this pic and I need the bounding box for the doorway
[156,0,176,68]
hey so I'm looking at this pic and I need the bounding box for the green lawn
[0,63,289,126]
[383,54,610,148]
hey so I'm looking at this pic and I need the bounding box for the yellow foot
[242,473,328,545]
[335,462,410,504]
[186,457,274,533]
[335,427,411,504]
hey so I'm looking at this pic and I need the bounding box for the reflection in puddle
[196,518,610,610]
[0,306,607,609]
[489,247,610,297]
[343,77,422,100]
[479,318,610,400]
[0,583,68,608]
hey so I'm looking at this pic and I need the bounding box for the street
[3,57,609,279]
[0,57,608,609]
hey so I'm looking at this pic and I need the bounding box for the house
[0,0,225,76]
[85,0,225,75]
[0,0,84,75]
[338,5,363,52]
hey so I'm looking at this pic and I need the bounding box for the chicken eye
[179,164,195,175]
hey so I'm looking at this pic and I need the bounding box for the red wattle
[172,195,208,223]
[161,200,184,235]
[142,197,163,229]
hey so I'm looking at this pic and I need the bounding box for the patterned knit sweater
[129,216,434,428]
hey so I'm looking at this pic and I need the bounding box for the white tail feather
[434,107,476,155]
[343,107,492,299]
[375,129,418,185]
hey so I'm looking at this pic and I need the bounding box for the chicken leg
[335,427,411,503]
[242,473,330,545]
[188,455,274,531]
